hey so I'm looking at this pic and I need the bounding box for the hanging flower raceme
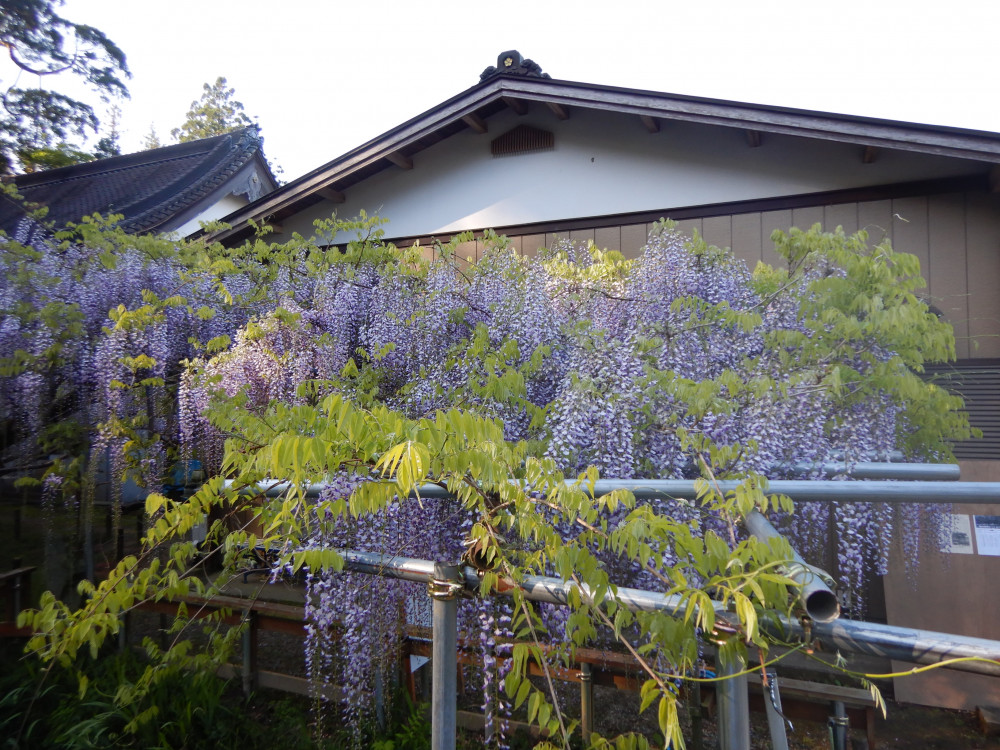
[7,213,974,749]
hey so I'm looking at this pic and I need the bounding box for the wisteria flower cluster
[4,208,971,746]
[171,221,970,738]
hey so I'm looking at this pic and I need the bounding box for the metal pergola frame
[232,463,1000,749]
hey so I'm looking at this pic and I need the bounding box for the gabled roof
[205,51,1000,245]
[0,126,277,235]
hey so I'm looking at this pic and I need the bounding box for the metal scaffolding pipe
[239,471,998,508]
[429,562,460,750]
[829,450,905,463]
[762,670,789,750]
[579,662,593,744]
[581,479,1000,505]
[334,549,1000,678]
[744,510,840,623]
[780,461,959,481]
[717,654,751,750]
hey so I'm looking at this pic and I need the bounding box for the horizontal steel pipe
[781,462,959,481]
[744,509,840,623]
[831,450,905,463]
[402,478,997,504]
[334,549,1000,678]
[234,474,998,506]
[795,618,1000,679]
[583,479,1000,505]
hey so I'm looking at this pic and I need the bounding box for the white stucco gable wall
[173,194,250,238]
[280,107,983,244]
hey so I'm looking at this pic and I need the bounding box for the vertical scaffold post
[579,662,593,743]
[717,654,750,750]
[830,701,849,750]
[241,609,258,696]
[762,669,789,750]
[429,562,461,750]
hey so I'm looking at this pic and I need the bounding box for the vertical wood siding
[503,192,1000,360]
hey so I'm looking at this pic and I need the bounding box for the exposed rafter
[317,187,345,203]
[385,151,413,170]
[462,113,488,134]
[862,146,879,164]
[745,130,762,148]
[640,115,660,133]
[502,96,528,116]
[546,102,569,120]
[991,165,1000,192]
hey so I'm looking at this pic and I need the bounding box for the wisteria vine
[4,206,972,747]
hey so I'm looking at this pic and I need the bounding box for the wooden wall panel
[884,457,1000,710]
[570,228,595,245]
[857,198,894,245]
[702,215,732,250]
[760,209,792,268]
[506,235,523,255]
[791,205,824,232]
[884,504,1000,641]
[928,194,969,358]
[520,233,546,257]
[824,202,859,235]
[545,231,570,249]
[594,226,620,253]
[454,240,478,265]
[620,223,648,257]
[671,217,703,241]
[501,192,999,356]
[891,196,930,293]
[966,193,1000,358]
[731,212,763,268]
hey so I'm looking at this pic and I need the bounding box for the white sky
[14,0,1000,181]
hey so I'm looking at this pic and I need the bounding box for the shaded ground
[573,679,997,749]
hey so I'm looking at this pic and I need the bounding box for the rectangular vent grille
[923,360,1000,460]
[491,125,554,157]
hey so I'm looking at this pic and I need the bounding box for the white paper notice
[973,515,1000,556]
[941,514,973,554]
[409,654,430,673]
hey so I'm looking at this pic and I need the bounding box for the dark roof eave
[205,76,1000,244]
[505,77,1000,161]
[11,132,235,188]
[121,128,266,234]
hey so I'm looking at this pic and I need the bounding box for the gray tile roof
[0,126,272,235]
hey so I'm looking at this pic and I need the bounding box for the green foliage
[140,123,162,150]
[761,224,975,456]
[0,0,129,173]
[171,76,254,143]
[372,693,432,750]
[0,640,280,750]
[16,142,97,172]
[92,104,123,160]
[10,216,974,749]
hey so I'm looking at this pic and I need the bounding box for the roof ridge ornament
[480,50,551,82]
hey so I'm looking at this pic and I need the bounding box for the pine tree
[141,124,163,150]
[171,77,253,143]
[93,105,123,159]
[0,0,129,173]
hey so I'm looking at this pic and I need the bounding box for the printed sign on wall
[974,515,1000,557]
[941,514,974,554]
